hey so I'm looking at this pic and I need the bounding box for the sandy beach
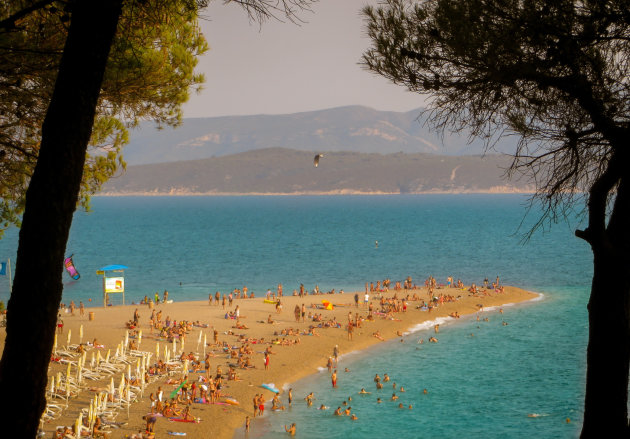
[0,284,537,438]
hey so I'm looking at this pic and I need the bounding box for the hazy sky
[183,0,426,118]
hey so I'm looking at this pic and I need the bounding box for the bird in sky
[314,153,324,167]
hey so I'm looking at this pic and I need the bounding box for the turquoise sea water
[0,195,591,437]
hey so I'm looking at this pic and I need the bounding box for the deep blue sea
[0,195,591,437]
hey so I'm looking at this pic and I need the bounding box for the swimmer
[284,423,296,435]
[334,407,342,416]
[502,321,508,326]
[423,389,428,394]
[344,368,350,372]
[398,403,404,408]
[400,386,405,392]
[391,393,398,401]
[359,388,371,394]
[351,413,358,420]
[376,398,382,403]
[344,407,351,416]
[319,404,328,410]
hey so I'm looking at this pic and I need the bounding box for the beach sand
[0,285,537,438]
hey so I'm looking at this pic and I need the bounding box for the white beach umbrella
[138,330,142,348]
[173,338,177,355]
[124,331,129,352]
[53,333,57,355]
[96,351,102,367]
[126,364,131,381]
[182,358,189,379]
[66,329,71,348]
[109,377,115,396]
[105,349,111,363]
[49,378,55,397]
[203,334,207,356]
[66,362,71,378]
[79,325,83,344]
[156,342,160,360]
[181,337,185,354]
[197,330,202,352]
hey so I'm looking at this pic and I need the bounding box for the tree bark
[581,176,630,437]
[0,1,122,436]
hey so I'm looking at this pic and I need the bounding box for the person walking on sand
[331,369,338,388]
[264,352,270,370]
[347,321,354,340]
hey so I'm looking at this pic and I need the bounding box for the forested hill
[100,148,532,195]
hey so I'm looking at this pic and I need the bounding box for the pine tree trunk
[581,176,630,437]
[0,1,122,436]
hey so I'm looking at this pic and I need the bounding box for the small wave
[404,316,452,335]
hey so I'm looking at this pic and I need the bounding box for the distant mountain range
[122,106,517,165]
[101,148,533,195]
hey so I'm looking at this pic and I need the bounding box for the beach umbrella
[197,330,202,352]
[114,345,120,359]
[138,330,143,348]
[118,373,125,399]
[126,385,131,419]
[74,416,80,438]
[105,349,111,363]
[127,364,131,381]
[90,352,95,369]
[124,330,129,352]
[182,358,189,379]
[96,351,102,367]
[181,337,185,353]
[66,362,72,378]
[322,300,333,310]
[173,338,177,355]
[49,378,55,398]
[109,377,115,397]
[65,372,71,407]
[53,333,57,355]
[156,342,160,360]
[66,329,71,348]
[79,324,83,344]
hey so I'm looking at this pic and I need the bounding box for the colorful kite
[64,255,80,280]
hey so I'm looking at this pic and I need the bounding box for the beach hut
[97,264,129,307]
